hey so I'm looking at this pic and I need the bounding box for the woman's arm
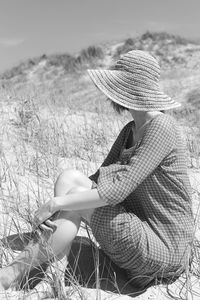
[54,188,107,211]
[34,122,131,227]
[96,115,176,206]
[34,189,106,227]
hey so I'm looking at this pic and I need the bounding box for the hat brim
[88,69,181,111]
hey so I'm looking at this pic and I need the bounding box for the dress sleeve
[89,122,132,183]
[96,115,176,205]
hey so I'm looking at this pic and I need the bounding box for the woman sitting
[0,50,194,296]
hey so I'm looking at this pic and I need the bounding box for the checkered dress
[89,114,194,289]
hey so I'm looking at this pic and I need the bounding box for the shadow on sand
[1,233,149,298]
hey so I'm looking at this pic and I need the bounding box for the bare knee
[54,168,92,196]
[56,169,80,186]
[56,168,91,187]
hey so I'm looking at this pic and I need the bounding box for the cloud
[0,37,24,47]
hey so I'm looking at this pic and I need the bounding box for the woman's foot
[0,267,17,290]
[0,290,25,300]
[0,275,9,290]
[23,281,54,300]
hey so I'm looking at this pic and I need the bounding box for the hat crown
[115,50,160,83]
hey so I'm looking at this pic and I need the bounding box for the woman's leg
[0,169,94,290]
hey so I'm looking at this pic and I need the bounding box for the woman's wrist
[52,196,65,212]
[50,198,60,214]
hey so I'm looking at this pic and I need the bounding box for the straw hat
[88,50,181,111]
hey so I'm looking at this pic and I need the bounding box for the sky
[0,0,200,72]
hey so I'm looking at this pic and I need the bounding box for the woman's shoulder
[150,113,178,132]
[142,113,180,146]
[153,112,177,123]
[121,113,178,138]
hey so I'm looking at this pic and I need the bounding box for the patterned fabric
[89,113,194,289]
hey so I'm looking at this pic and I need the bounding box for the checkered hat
[88,50,181,111]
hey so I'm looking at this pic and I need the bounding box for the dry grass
[0,91,130,299]
[0,66,200,299]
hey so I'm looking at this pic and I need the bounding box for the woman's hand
[33,199,57,231]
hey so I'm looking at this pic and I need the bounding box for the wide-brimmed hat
[88,50,181,111]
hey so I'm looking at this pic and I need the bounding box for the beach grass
[0,65,200,299]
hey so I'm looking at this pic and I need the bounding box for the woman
[0,50,194,295]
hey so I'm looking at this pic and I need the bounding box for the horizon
[0,0,200,72]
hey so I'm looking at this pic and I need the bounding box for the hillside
[0,31,200,299]
[1,31,200,114]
